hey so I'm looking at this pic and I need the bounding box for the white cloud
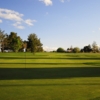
[13,22,25,29]
[0,8,37,29]
[15,25,25,29]
[0,8,23,21]
[25,19,37,26]
[39,0,52,6]
[99,28,100,30]
[0,19,2,23]
[43,46,57,51]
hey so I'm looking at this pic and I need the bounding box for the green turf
[0,52,100,67]
[0,52,100,100]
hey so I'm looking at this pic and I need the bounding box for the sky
[0,0,100,51]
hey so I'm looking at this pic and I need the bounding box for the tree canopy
[82,45,92,52]
[8,32,22,52]
[57,47,65,53]
[0,29,6,52]
[0,29,5,41]
[73,47,80,53]
[92,41,99,53]
[27,33,43,53]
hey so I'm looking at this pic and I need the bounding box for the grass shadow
[0,67,100,80]
[89,97,100,100]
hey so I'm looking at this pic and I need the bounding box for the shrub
[57,47,65,53]
[73,47,80,53]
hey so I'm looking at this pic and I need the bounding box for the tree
[37,46,44,52]
[57,47,65,53]
[0,29,6,52]
[8,32,22,52]
[73,47,80,53]
[28,33,43,53]
[92,41,99,53]
[0,29,5,41]
[22,41,27,52]
[83,44,92,52]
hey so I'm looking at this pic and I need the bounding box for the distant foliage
[0,29,5,41]
[57,47,65,53]
[1,28,100,53]
[82,44,92,52]
[92,41,99,53]
[73,47,80,53]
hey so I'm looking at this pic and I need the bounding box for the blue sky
[0,0,100,51]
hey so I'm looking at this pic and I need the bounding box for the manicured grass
[0,52,100,100]
[0,52,100,67]
[0,78,100,100]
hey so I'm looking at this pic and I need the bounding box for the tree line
[0,29,43,53]
[0,29,99,53]
[57,42,99,53]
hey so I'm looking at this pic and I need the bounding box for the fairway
[0,53,100,100]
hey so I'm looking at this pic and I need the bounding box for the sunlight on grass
[0,53,100,100]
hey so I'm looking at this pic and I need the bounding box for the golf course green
[0,52,100,100]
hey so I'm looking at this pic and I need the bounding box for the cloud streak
[12,22,25,29]
[25,19,37,26]
[39,0,52,6]
[0,8,36,29]
[0,19,2,23]
[60,0,71,3]
[39,0,71,6]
